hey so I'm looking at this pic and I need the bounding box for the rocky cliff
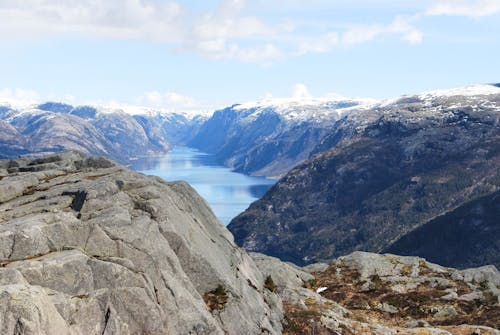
[228,85,500,268]
[0,152,282,334]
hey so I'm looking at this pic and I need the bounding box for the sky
[0,0,499,113]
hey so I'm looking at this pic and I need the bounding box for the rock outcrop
[252,252,500,334]
[229,86,500,268]
[0,152,282,334]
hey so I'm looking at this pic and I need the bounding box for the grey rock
[75,156,115,169]
[458,291,485,302]
[0,153,282,335]
[440,288,459,300]
[337,251,421,280]
[250,252,314,289]
[454,265,500,286]
[0,174,39,203]
[431,306,458,318]
[377,302,399,314]
[302,262,330,273]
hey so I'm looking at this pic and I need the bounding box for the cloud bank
[0,0,496,62]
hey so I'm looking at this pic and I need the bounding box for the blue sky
[0,0,499,112]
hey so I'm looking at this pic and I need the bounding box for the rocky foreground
[0,152,282,334]
[0,152,498,334]
[255,252,500,334]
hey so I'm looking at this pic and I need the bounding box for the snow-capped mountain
[188,97,376,178]
[0,102,206,163]
[228,84,500,268]
[2,84,499,177]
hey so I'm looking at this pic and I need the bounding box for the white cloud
[0,0,184,42]
[0,88,41,107]
[342,15,422,46]
[0,0,288,62]
[0,87,213,115]
[136,90,204,111]
[185,0,287,61]
[0,1,429,62]
[426,0,500,18]
[296,32,339,55]
[292,84,312,99]
[190,40,283,62]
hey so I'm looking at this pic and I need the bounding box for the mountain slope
[0,119,28,159]
[228,85,500,267]
[0,102,205,164]
[385,190,500,268]
[189,98,375,178]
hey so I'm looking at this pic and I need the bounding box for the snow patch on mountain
[419,84,500,98]
[233,97,378,123]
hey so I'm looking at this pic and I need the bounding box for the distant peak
[419,84,500,98]
[233,96,378,111]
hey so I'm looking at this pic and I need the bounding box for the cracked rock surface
[0,151,282,335]
[251,252,500,334]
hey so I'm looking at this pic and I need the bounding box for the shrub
[264,275,277,292]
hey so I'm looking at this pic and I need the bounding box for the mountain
[0,152,282,334]
[0,119,28,159]
[384,190,500,268]
[189,97,375,178]
[1,152,498,334]
[0,102,205,164]
[228,85,500,268]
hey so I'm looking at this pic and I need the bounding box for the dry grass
[203,285,228,311]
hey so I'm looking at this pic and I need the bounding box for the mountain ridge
[0,102,206,163]
[228,85,500,268]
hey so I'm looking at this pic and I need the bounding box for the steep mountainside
[384,190,500,268]
[0,152,282,334]
[229,85,500,267]
[0,102,204,164]
[0,120,28,159]
[189,98,375,178]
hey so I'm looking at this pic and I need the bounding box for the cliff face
[228,89,500,267]
[0,152,282,334]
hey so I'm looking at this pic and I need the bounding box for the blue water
[130,147,276,225]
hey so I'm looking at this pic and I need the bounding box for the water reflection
[129,147,275,225]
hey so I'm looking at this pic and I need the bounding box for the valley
[1,85,499,334]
